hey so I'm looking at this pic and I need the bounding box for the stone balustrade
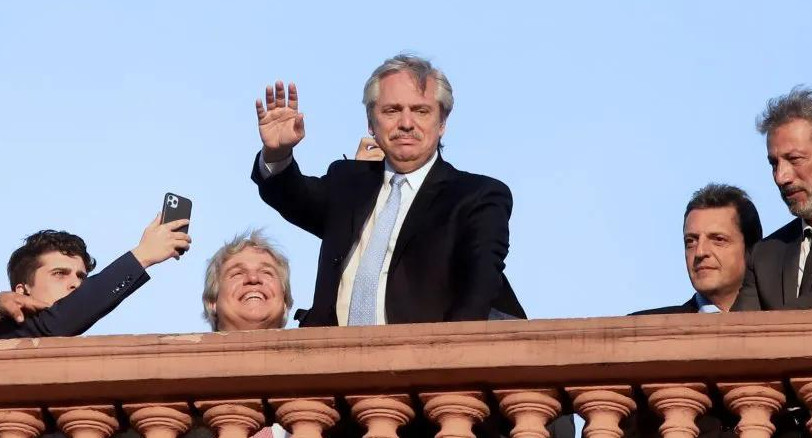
[2,310,812,438]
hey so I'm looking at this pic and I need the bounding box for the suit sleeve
[0,251,149,339]
[732,250,762,311]
[448,179,517,320]
[251,152,330,239]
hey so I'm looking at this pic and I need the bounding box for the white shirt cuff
[258,150,293,179]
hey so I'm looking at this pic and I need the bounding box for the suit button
[332,256,343,266]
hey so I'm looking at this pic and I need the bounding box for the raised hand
[131,215,192,268]
[256,81,305,162]
[0,291,50,323]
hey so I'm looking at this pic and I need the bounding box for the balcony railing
[2,310,812,438]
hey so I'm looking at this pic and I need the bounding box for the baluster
[791,378,812,436]
[196,400,266,438]
[0,409,45,438]
[270,398,339,438]
[123,403,192,438]
[566,386,636,438]
[642,383,711,438]
[420,392,490,438]
[719,382,785,438]
[495,389,562,438]
[51,406,118,438]
[347,394,414,438]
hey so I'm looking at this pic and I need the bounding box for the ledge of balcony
[1,310,811,406]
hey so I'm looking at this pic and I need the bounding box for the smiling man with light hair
[202,230,292,331]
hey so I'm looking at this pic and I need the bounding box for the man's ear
[13,284,27,296]
[368,116,377,137]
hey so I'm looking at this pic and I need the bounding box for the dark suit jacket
[630,297,699,315]
[734,218,812,311]
[0,252,148,338]
[629,296,807,438]
[251,153,526,326]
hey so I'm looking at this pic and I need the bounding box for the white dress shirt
[798,220,812,297]
[258,150,439,325]
[693,292,721,313]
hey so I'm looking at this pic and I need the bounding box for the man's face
[369,71,446,173]
[213,247,285,331]
[768,119,812,219]
[16,251,87,305]
[683,206,747,301]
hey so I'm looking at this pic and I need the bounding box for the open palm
[256,81,305,162]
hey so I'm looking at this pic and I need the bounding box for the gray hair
[202,230,293,330]
[362,54,454,126]
[757,85,812,136]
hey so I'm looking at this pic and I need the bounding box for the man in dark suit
[633,183,762,316]
[0,216,191,338]
[628,184,810,438]
[734,86,812,311]
[250,54,525,327]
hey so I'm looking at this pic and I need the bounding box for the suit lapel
[390,156,453,268]
[781,219,804,307]
[794,225,812,308]
[350,161,385,241]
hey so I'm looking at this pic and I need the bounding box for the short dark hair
[757,85,812,136]
[684,183,763,250]
[7,230,96,287]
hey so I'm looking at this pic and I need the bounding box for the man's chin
[787,201,812,219]
[238,312,282,329]
[691,279,719,293]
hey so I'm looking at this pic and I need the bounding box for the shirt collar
[693,292,722,313]
[803,219,812,236]
[383,150,438,192]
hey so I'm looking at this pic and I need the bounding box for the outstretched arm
[0,216,193,338]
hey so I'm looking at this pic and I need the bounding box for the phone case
[161,192,192,233]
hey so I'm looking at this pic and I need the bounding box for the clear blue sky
[1,1,811,335]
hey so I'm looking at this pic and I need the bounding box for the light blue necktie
[348,173,407,326]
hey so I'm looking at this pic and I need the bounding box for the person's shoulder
[629,305,694,316]
[441,159,511,194]
[753,218,802,256]
[629,297,696,315]
[765,217,802,241]
[325,158,383,176]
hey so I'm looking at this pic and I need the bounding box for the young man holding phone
[0,213,191,338]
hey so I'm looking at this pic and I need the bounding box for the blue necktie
[348,174,407,326]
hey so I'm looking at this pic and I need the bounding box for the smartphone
[161,192,192,233]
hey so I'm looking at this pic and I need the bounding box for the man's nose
[398,110,414,131]
[694,238,710,259]
[68,276,82,291]
[774,161,793,186]
[244,271,261,284]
